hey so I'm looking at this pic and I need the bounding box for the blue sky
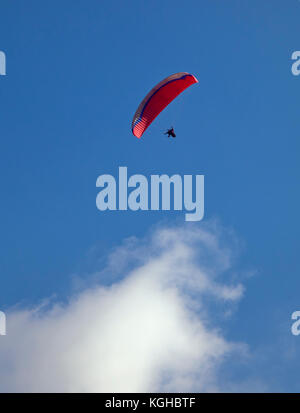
[0,0,300,392]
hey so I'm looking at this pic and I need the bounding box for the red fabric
[132,74,198,138]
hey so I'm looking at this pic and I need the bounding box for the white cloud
[0,223,246,392]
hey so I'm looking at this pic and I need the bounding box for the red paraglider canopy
[131,72,198,138]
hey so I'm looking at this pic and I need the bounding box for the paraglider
[164,127,176,138]
[131,72,198,138]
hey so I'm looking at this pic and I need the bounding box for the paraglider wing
[131,72,198,138]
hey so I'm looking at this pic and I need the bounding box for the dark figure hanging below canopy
[164,127,176,138]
